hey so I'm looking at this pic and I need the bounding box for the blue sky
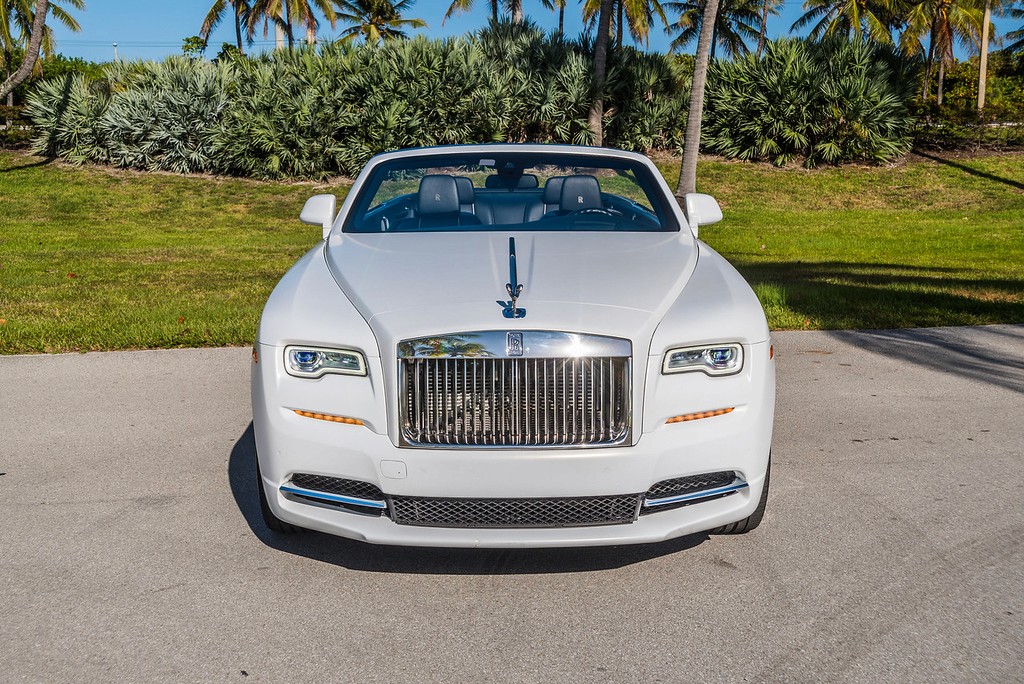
[48,0,1019,63]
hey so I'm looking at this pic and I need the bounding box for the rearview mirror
[300,194,337,240]
[684,193,723,238]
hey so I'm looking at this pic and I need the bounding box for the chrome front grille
[398,331,631,448]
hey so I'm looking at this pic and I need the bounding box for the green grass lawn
[1,151,1022,353]
[656,152,1024,330]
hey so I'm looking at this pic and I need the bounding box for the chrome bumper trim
[280,484,387,510]
[643,480,748,508]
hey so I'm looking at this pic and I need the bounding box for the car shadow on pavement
[228,423,707,574]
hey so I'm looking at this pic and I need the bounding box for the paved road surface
[1,326,1022,683]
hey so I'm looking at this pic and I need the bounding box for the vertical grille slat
[400,354,630,448]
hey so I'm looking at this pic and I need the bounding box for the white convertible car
[251,144,775,547]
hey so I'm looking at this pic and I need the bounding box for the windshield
[342,151,678,233]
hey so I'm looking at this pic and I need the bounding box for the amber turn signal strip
[293,409,364,425]
[666,407,735,424]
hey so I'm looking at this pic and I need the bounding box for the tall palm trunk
[937,59,945,106]
[617,0,624,48]
[5,51,13,108]
[234,5,245,54]
[588,0,615,146]
[510,0,522,22]
[491,0,498,22]
[922,15,938,100]
[284,1,294,48]
[757,0,770,56]
[977,0,991,114]
[676,0,720,197]
[558,5,564,35]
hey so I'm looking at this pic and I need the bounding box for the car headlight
[662,344,743,376]
[284,345,367,378]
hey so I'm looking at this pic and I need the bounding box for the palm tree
[977,0,1013,114]
[790,0,903,45]
[583,0,669,47]
[443,0,522,24]
[584,0,669,142]
[334,0,426,43]
[248,0,337,48]
[1005,5,1024,51]
[664,0,761,58]
[2,0,81,58]
[2,0,81,104]
[754,0,784,54]
[540,0,567,35]
[977,0,990,113]
[1,0,46,102]
[588,0,615,144]
[200,0,252,54]
[902,0,981,104]
[675,0,719,197]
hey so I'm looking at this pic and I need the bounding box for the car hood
[325,231,697,357]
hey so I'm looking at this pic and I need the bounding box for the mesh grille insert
[389,494,642,528]
[289,473,385,502]
[644,471,737,500]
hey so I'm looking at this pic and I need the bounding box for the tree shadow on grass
[741,261,1024,394]
[228,423,707,575]
[912,149,1024,192]
[0,155,55,173]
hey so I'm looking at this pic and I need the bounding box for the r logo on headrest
[577,195,584,204]
[434,193,441,202]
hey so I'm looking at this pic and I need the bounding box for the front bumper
[251,341,774,548]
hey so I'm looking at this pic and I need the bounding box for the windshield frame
[341,149,681,234]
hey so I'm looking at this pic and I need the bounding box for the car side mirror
[684,193,723,238]
[300,194,337,240]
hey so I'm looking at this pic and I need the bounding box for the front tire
[712,459,770,535]
[256,456,305,534]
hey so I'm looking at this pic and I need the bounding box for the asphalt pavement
[1,325,1022,683]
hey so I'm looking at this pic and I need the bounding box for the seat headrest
[542,177,566,204]
[484,173,539,189]
[517,174,539,189]
[560,175,602,212]
[418,175,461,215]
[453,176,475,204]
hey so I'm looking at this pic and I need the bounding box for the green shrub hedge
[26,28,921,178]
[27,23,689,178]
[703,38,921,166]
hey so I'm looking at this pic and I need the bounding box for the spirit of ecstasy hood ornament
[497,236,526,319]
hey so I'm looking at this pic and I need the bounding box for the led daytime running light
[666,407,734,424]
[293,409,364,425]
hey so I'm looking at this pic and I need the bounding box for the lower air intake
[640,470,741,515]
[644,471,737,500]
[389,494,642,528]
[289,473,385,502]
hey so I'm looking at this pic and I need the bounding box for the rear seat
[449,175,575,226]
[474,191,544,225]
